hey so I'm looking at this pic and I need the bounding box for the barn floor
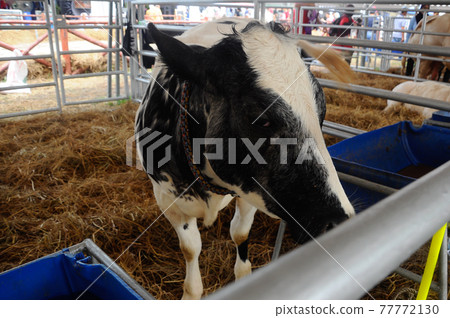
[0,72,447,300]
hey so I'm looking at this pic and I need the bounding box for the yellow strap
[416,224,447,300]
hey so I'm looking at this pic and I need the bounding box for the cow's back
[409,14,450,47]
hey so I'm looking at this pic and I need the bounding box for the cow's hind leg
[230,198,257,280]
[165,209,203,299]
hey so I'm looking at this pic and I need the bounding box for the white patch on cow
[151,173,233,226]
[163,207,203,299]
[241,27,319,132]
[234,258,252,279]
[241,26,354,217]
[176,18,250,47]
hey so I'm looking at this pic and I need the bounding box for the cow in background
[384,81,450,117]
[402,14,450,81]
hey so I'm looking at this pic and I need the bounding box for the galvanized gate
[0,0,129,119]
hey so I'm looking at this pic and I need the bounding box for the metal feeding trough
[329,119,450,213]
[0,239,154,300]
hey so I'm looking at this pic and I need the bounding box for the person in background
[56,0,74,18]
[392,7,409,43]
[294,3,318,35]
[331,4,357,65]
[0,0,11,9]
[146,5,163,21]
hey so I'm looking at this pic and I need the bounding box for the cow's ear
[148,23,204,83]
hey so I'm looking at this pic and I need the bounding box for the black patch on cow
[237,239,249,262]
[217,20,239,25]
[183,223,188,230]
[307,68,326,127]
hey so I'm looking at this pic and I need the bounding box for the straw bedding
[0,71,446,300]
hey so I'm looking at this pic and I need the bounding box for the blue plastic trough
[0,239,153,300]
[329,120,450,213]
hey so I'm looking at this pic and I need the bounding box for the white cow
[384,81,450,118]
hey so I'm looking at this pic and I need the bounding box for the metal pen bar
[299,22,450,38]
[54,25,121,30]
[0,54,52,62]
[337,172,397,196]
[135,76,151,85]
[107,1,113,98]
[51,0,67,106]
[0,107,60,120]
[132,23,192,33]
[323,121,365,136]
[62,70,125,79]
[0,82,55,91]
[272,220,287,260]
[394,267,440,293]
[319,79,450,112]
[129,4,137,101]
[59,48,120,55]
[63,96,129,106]
[118,3,129,99]
[207,161,450,300]
[322,127,355,139]
[136,50,158,57]
[44,0,62,113]
[299,35,450,57]
[115,1,121,97]
[0,25,49,30]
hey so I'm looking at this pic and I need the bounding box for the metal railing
[0,0,61,119]
[0,0,129,119]
[208,161,450,299]
[50,0,129,107]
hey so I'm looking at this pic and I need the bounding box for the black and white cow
[135,18,355,299]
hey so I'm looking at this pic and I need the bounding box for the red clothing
[332,14,355,49]
[0,0,10,9]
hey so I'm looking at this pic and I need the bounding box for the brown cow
[401,14,450,81]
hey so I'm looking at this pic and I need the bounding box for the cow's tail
[296,40,355,83]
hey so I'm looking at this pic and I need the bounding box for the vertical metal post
[253,1,260,20]
[45,0,62,112]
[129,4,137,100]
[259,3,265,22]
[272,220,286,260]
[439,224,448,300]
[299,7,304,35]
[413,9,428,82]
[51,0,67,106]
[107,1,113,98]
[137,3,145,99]
[115,0,121,97]
[119,0,129,99]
